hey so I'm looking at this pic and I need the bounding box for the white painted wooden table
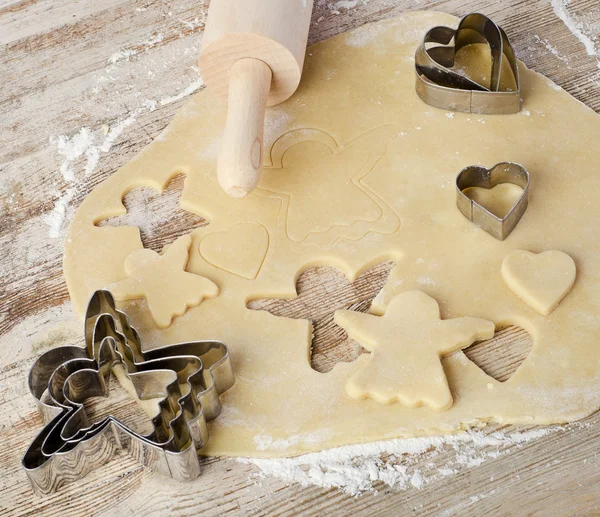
[2,0,600,515]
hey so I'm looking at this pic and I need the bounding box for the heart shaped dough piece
[501,250,576,315]
[199,222,269,280]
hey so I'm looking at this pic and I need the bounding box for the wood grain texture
[2,0,600,515]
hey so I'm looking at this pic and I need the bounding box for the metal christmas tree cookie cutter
[415,13,521,114]
[22,290,235,495]
[456,162,530,241]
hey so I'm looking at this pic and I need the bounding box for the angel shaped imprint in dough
[259,126,401,245]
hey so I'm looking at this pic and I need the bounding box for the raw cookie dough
[109,235,218,328]
[501,250,576,315]
[64,11,600,457]
[335,291,495,411]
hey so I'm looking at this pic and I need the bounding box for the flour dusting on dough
[254,430,335,451]
[346,11,452,48]
[240,427,562,495]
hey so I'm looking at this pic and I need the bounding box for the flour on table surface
[550,0,599,60]
[45,41,205,240]
[43,188,76,239]
[329,0,360,13]
[533,35,570,64]
[550,0,600,87]
[239,427,562,496]
[159,77,205,106]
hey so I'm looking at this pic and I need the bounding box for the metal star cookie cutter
[456,162,530,240]
[22,290,235,495]
[415,13,521,114]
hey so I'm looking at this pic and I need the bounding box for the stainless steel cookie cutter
[415,13,521,114]
[22,289,235,495]
[456,162,530,240]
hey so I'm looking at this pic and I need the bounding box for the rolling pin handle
[218,58,273,198]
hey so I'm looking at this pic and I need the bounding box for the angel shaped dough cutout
[334,290,495,411]
[109,235,218,328]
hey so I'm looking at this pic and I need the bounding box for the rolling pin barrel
[198,0,314,197]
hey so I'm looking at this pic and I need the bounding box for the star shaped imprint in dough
[109,234,219,328]
[334,291,495,411]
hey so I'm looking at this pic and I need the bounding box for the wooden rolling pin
[198,0,314,198]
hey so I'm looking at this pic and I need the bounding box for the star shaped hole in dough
[108,234,218,328]
[334,291,495,411]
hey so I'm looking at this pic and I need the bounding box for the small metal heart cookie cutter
[456,162,530,240]
[415,13,521,114]
[22,290,235,495]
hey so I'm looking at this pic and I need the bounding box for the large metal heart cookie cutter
[415,13,521,114]
[456,162,530,240]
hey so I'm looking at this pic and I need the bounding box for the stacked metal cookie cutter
[22,290,235,495]
[415,12,521,114]
[415,13,530,239]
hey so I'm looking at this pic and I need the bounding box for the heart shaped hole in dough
[463,325,532,382]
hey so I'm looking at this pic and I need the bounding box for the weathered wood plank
[2,0,600,515]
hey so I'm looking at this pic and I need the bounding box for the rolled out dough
[64,11,600,457]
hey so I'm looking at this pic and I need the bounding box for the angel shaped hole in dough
[96,173,207,252]
[247,260,396,372]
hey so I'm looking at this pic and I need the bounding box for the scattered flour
[52,128,96,181]
[345,23,387,48]
[263,110,292,145]
[239,427,561,496]
[550,0,600,65]
[254,431,335,451]
[143,33,164,48]
[108,49,138,65]
[330,0,360,12]
[416,276,435,286]
[159,77,204,106]
[47,63,204,238]
[533,35,569,64]
[43,188,75,238]
[99,113,138,153]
